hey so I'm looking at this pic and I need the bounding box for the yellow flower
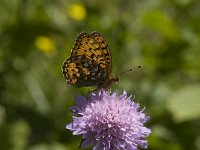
[35,36,55,54]
[67,3,87,21]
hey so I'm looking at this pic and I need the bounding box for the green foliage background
[0,0,200,150]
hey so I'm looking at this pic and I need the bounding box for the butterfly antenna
[117,66,141,77]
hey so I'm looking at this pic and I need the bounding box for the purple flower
[66,90,151,150]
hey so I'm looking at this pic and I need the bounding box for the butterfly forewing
[62,31,113,88]
[91,32,112,69]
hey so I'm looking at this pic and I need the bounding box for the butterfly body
[62,31,118,89]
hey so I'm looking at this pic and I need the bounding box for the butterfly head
[106,74,119,86]
[111,74,119,84]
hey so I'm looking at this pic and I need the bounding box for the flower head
[66,3,87,21]
[66,90,151,150]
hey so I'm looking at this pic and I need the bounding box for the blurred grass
[0,0,200,150]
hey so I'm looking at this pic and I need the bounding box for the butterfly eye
[115,77,119,83]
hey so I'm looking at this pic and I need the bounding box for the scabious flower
[66,90,151,150]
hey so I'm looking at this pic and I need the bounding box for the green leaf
[167,85,200,122]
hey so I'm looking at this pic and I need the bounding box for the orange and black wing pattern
[62,31,112,88]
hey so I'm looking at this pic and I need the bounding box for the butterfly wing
[62,32,112,87]
[91,31,112,70]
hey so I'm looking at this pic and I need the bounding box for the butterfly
[62,31,140,90]
[62,31,119,90]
